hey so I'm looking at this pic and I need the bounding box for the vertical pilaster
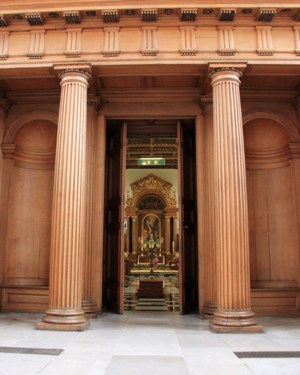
[201,98,217,318]
[289,143,300,289]
[209,67,262,333]
[37,66,91,331]
[296,97,300,125]
[0,144,15,288]
[0,100,8,286]
[195,113,206,314]
[92,113,106,311]
[81,96,100,318]
[0,32,9,59]
[0,100,7,176]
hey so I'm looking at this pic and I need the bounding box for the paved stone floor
[0,311,300,374]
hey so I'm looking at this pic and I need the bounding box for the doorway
[103,119,198,314]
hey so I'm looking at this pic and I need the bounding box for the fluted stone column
[202,98,217,318]
[37,66,90,331]
[81,97,100,318]
[209,67,262,333]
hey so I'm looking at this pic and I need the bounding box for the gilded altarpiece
[125,174,178,264]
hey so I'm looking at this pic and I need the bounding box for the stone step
[138,298,165,302]
[135,306,168,311]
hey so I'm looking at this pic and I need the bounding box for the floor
[0,312,300,375]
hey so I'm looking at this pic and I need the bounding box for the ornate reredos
[126,174,177,208]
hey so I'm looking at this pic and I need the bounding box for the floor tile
[105,355,188,375]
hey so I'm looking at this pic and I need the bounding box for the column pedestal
[209,67,262,333]
[37,66,91,331]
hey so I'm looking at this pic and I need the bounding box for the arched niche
[243,110,299,142]
[2,119,57,288]
[244,118,299,306]
[244,118,291,169]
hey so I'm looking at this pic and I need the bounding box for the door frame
[103,117,202,314]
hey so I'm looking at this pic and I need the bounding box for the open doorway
[103,119,198,314]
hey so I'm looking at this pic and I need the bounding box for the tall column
[201,98,217,318]
[132,216,138,255]
[37,66,90,331]
[165,216,171,256]
[81,96,100,318]
[209,67,262,333]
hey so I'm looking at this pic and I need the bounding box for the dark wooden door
[105,122,127,313]
[178,121,198,314]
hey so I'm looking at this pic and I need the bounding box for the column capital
[53,64,91,82]
[293,96,300,122]
[208,63,247,84]
[0,98,11,113]
[87,95,102,112]
[199,96,213,115]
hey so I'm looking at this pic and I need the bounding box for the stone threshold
[0,346,63,356]
[235,351,300,358]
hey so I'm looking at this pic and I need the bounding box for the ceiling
[1,64,300,100]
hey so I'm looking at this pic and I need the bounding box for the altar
[137,255,165,265]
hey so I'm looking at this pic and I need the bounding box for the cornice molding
[0,3,300,28]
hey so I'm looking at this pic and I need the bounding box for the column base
[36,320,89,331]
[82,299,99,318]
[36,307,89,331]
[203,301,217,319]
[210,308,263,333]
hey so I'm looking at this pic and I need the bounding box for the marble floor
[0,311,300,375]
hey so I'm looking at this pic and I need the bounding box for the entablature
[0,4,300,29]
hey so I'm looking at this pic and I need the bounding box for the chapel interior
[123,120,180,312]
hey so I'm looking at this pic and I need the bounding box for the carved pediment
[126,174,177,208]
